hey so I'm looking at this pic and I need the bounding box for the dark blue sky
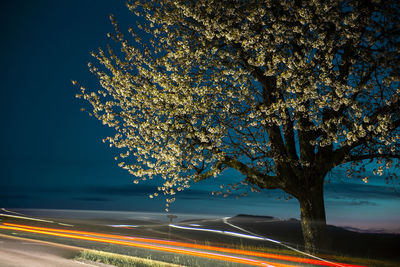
[1,0,399,232]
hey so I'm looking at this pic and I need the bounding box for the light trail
[1,223,364,267]
[222,217,350,267]
[0,213,55,224]
[170,223,364,267]
[0,223,294,267]
[0,209,74,227]
[1,208,25,216]
[108,224,138,228]
[170,223,267,240]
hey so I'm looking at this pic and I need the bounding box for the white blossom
[76,0,400,213]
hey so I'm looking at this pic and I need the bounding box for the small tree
[76,0,400,253]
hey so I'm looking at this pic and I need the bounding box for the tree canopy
[76,0,400,252]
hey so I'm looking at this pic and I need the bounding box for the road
[0,222,364,267]
[0,233,108,267]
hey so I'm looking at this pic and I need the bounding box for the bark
[298,182,329,254]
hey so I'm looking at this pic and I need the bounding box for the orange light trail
[1,223,365,267]
[0,224,293,267]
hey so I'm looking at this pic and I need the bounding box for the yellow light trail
[0,224,293,267]
[1,223,365,267]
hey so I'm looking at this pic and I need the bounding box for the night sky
[1,0,399,233]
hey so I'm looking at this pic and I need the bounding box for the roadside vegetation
[228,241,399,267]
[75,249,184,267]
[74,246,398,267]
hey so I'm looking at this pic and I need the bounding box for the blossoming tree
[76,0,400,253]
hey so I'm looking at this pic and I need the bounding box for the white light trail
[0,213,55,223]
[222,217,347,267]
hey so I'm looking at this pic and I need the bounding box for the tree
[75,0,400,253]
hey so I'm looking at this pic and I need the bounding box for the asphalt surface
[0,234,108,267]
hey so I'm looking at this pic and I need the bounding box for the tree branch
[344,153,400,163]
[194,155,281,190]
[332,116,400,167]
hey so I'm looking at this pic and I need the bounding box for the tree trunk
[298,182,329,254]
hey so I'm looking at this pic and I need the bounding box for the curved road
[0,223,365,267]
[0,234,106,267]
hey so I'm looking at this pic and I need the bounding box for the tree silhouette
[76,0,400,253]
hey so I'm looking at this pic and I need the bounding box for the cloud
[86,184,214,200]
[348,200,377,206]
[0,186,35,199]
[71,197,110,202]
[174,190,213,200]
[35,187,73,194]
[17,184,156,198]
[2,183,214,201]
[0,194,34,200]
[327,199,377,206]
[325,182,400,200]
[86,184,158,196]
